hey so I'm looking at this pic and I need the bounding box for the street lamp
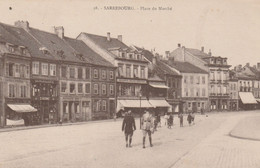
[139,92,142,129]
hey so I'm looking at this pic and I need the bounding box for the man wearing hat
[122,110,136,147]
[141,109,154,148]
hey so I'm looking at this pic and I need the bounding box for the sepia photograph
[0,0,260,167]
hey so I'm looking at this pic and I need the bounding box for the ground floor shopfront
[60,97,115,122]
[238,92,258,110]
[229,99,239,111]
[209,96,229,111]
[182,98,209,113]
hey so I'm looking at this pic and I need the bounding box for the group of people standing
[121,109,196,148]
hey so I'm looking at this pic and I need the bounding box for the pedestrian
[141,109,154,148]
[122,110,136,148]
[168,113,173,129]
[154,114,158,131]
[187,112,192,126]
[178,112,183,127]
[191,112,195,125]
[164,113,169,127]
[157,114,161,128]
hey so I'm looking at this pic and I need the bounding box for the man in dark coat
[122,110,136,147]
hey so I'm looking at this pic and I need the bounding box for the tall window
[75,102,80,113]
[6,63,13,76]
[16,64,20,77]
[61,66,67,78]
[102,100,107,111]
[141,67,145,78]
[210,71,214,80]
[78,83,83,93]
[118,64,123,76]
[133,66,138,78]
[85,83,90,94]
[41,63,48,76]
[190,88,194,97]
[196,76,200,84]
[126,66,131,78]
[78,68,83,79]
[61,82,67,93]
[202,76,206,84]
[69,67,75,78]
[101,70,106,79]
[109,71,114,79]
[26,65,30,78]
[9,84,15,97]
[196,88,200,96]
[190,76,194,84]
[102,84,106,95]
[184,88,188,97]
[94,69,98,78]
[217,71,221,80]
[223,86,227,94]
[70,83,75,93]
[184,76,187,84]
[20,85,26,97]
[202,88,206,96]
[86,68,90,79]
[94,84,99,94]
[50,64,56,76]
[110,85,114,95]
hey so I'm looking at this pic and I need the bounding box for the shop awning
[117,99,153,112]
[239,92,258,104]
[7,104,37,113]
[149,99,171,108]
[149,83,169,89]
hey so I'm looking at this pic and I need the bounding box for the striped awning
[239,92,258,104]
[7,104,37,113]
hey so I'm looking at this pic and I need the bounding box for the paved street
[0,111,260,168]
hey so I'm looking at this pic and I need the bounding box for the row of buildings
[0,21,259,127]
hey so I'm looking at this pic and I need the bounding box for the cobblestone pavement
[0,111,259,168]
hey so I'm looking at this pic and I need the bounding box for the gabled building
[166,60,209,113]
[133,46,182,114]
[15,21,116,122]
[77,33,151,115]
[170,44,231,111]
[0,22,37,127]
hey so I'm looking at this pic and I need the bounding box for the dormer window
[57,50,65,59]
[39,47,50,55]
[137,54,140,60]
[7,44,15,53]
[19,46,26,55]
[129,53,133,59]
[74,52,85,61]
[121,52,126,58]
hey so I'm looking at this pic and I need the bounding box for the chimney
[238,64,242,71]
[201,46,204,52]
[208,49,212,56]
[53,26,64,39]
[246,63,250,67]
[117,35,122,42]
[107,32,111,41]
[178,43,181,48]
[165,51,170,58]
[14,20,29,31]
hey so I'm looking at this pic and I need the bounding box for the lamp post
[139,92,142,129]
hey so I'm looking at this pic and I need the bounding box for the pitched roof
[185,48,210,59]
[0,22,49,59]
[155,60,181,76]
[164,60,208,74]
[134,46,154,62]
[64,37,114,67]
[81,33,131,50]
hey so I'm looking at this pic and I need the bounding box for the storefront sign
[117,78,147,84]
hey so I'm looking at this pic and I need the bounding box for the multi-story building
[14,21,116,122]
[133,46,182,114]
[77,33,151,116]
[0,22,36,127]
[170,44,231,111]
[166,60,209,113]
[229,70,239,110]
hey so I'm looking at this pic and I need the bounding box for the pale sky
[0,0,260,67]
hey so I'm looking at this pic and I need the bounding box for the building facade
[77,33,150,116]
[170,44,231,111]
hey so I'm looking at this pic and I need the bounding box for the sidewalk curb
[229,132,260,142]
[0,118,123,133]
